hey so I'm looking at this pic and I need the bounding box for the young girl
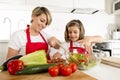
[52,19,104,59]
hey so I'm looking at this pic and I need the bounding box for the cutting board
[0,70,96,80]
[101,57,120,68]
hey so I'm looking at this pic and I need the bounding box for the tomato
[7,59,24,75]
[48,66,59,77]
[69,62,77,73]
[57,63,64,74]
[60,65,72,76]
[57,63,64,69]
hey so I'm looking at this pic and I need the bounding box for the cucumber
[0,55,23,71]
[16,63,56,75]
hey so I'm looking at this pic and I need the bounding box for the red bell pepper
[7,59,24,75]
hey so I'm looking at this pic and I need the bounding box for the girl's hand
[77,36,93,54]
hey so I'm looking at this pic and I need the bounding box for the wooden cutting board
[0,70,96,80]
[101,57,120,68]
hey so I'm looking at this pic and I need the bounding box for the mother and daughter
[6,6,104,61]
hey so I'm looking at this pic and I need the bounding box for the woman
[6,6,59,60]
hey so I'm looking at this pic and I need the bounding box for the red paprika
[7,59,24,75]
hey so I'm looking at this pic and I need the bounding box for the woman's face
[32,13,47,32]
[68,26,80,42]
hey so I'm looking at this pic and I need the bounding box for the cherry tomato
[48,66,59,77]
[60,65,72,76]
[69,62,77,73]
[7,59,24,75]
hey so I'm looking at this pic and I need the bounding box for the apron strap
[26,26,31,43]
[39,32,48,52]
[70,41,72,48]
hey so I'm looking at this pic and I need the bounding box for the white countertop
[104,39,120,43]
[82,63,120,80]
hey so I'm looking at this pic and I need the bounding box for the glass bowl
[66,49,105,70]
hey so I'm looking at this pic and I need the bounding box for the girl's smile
[68,26,80,42]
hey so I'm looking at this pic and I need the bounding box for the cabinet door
[105,0,116,14]
[0,0,26,4]
[26,0,73,8]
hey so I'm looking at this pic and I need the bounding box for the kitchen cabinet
[74,0,105,9]
[26,0,73,8]
[0,0,26,4]
[0,0,112,13]
[105,0,116,14]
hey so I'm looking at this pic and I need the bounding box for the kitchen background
[0,0,120,65]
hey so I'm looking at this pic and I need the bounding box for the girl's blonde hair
[31,6,52,26]
[64,19,85,42]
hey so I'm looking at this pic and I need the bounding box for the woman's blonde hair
[31,6,52,26]
[64,19,85,42]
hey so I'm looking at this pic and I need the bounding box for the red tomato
[7,59,24,75]
[60,65,72,76]
[57,63,64,69]
[69,62,77,73]
[48,66,59,77]
[57,63,64,74]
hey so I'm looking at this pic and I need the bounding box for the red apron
[26,27,50,60]
[69,41,88,55]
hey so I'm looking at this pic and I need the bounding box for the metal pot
[93,42,112,56]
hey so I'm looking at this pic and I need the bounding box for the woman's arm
[6,48,19,59]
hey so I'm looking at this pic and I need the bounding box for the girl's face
[68,26,80,42]
[32,13,47,33]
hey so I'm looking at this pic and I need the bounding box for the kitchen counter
[82,63,120,80]
[0,69,96,80]
[104,39,120,43]
[0,63,120,80]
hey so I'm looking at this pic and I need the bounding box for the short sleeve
[8,30,26,50]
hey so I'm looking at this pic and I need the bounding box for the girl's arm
[77,35,104,53]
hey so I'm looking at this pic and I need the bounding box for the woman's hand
[52,52,62,59]
[48,37,60,49]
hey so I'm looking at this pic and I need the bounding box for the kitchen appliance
[113,0,120,15]
[93,42,112,57]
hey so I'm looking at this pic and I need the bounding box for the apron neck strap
[70,41,73,48]
[26,26,31,43]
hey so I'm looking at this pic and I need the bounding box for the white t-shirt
[8,30,50,55]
